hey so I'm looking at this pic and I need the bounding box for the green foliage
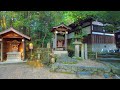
[74,33,87,40]
[76,57,83,61]
[88,51,96,59]
[68,39,75,57]
[62,61,78,64]
[68,48,74,58]
[0,11,120,48]
[104,24,117,33]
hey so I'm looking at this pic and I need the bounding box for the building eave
[0,27,31,40]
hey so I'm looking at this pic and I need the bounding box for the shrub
[68,49,74,58]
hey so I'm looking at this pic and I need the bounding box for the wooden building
[0,27,30,62]
[68,18,116,52]
[51,24,71,57]
[115,30,120,49]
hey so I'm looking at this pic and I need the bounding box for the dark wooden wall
[83,34,115,44]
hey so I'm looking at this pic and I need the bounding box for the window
[93,25,103,32]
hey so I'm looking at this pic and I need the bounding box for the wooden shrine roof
[0,27,31,40]
[51,23,71,32]
[68,17,93,33]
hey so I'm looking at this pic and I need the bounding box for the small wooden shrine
[51,23,71,51]
[0,27,30,62]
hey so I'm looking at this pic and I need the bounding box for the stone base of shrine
[0,51,26,64]
[53,51,68,58]
[7,52,21,61]
[0,60,26,64]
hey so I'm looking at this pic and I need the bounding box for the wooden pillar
[22,38,25,61]
[65,32,68,50]
[55,31,58,50]
[0,39,3,61]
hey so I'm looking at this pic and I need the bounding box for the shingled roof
[0,27,31,40]
[51,23,71,32]
[68,17,93,33]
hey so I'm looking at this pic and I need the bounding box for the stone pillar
[73,41,82,58]
[75,44,79,57]
[84,43,88,60]
[65,32,68,50]
[22,38,25,61]
[81,44,84,60]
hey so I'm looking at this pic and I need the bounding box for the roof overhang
[0,27,31,40]
[51,24,71,32]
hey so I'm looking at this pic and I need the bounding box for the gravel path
[0,63,109,79]
[0,63,78,79]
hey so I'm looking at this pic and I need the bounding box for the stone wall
[50,63,111,75]
[92,44,117,52]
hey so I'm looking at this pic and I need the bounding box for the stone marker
[47,42,50,48]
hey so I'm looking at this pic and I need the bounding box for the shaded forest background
[0,11,120,48]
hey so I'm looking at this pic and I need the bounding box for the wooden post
[22,38,25,61]
[65,32,67,50]
[24,40,26,60]
[84,43,88,60]
[55,31,57,50]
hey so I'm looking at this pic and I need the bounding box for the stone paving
[0,62,109,79]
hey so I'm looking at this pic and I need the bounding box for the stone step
[53,51,68,59]
[76,71,92,76]
[97,58,120,61]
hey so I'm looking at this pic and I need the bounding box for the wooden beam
[55,32,57,50]
[65,32,68,50]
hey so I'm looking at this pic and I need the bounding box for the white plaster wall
[91,43,117,52]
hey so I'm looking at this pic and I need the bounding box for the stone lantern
[73,38,88,60]
[73,40,83,59]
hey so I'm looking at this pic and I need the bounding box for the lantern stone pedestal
[73,41,84,59]
[73,41,88,60]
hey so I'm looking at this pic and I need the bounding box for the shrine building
[0,27,31,62]
[51,23,71,56]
